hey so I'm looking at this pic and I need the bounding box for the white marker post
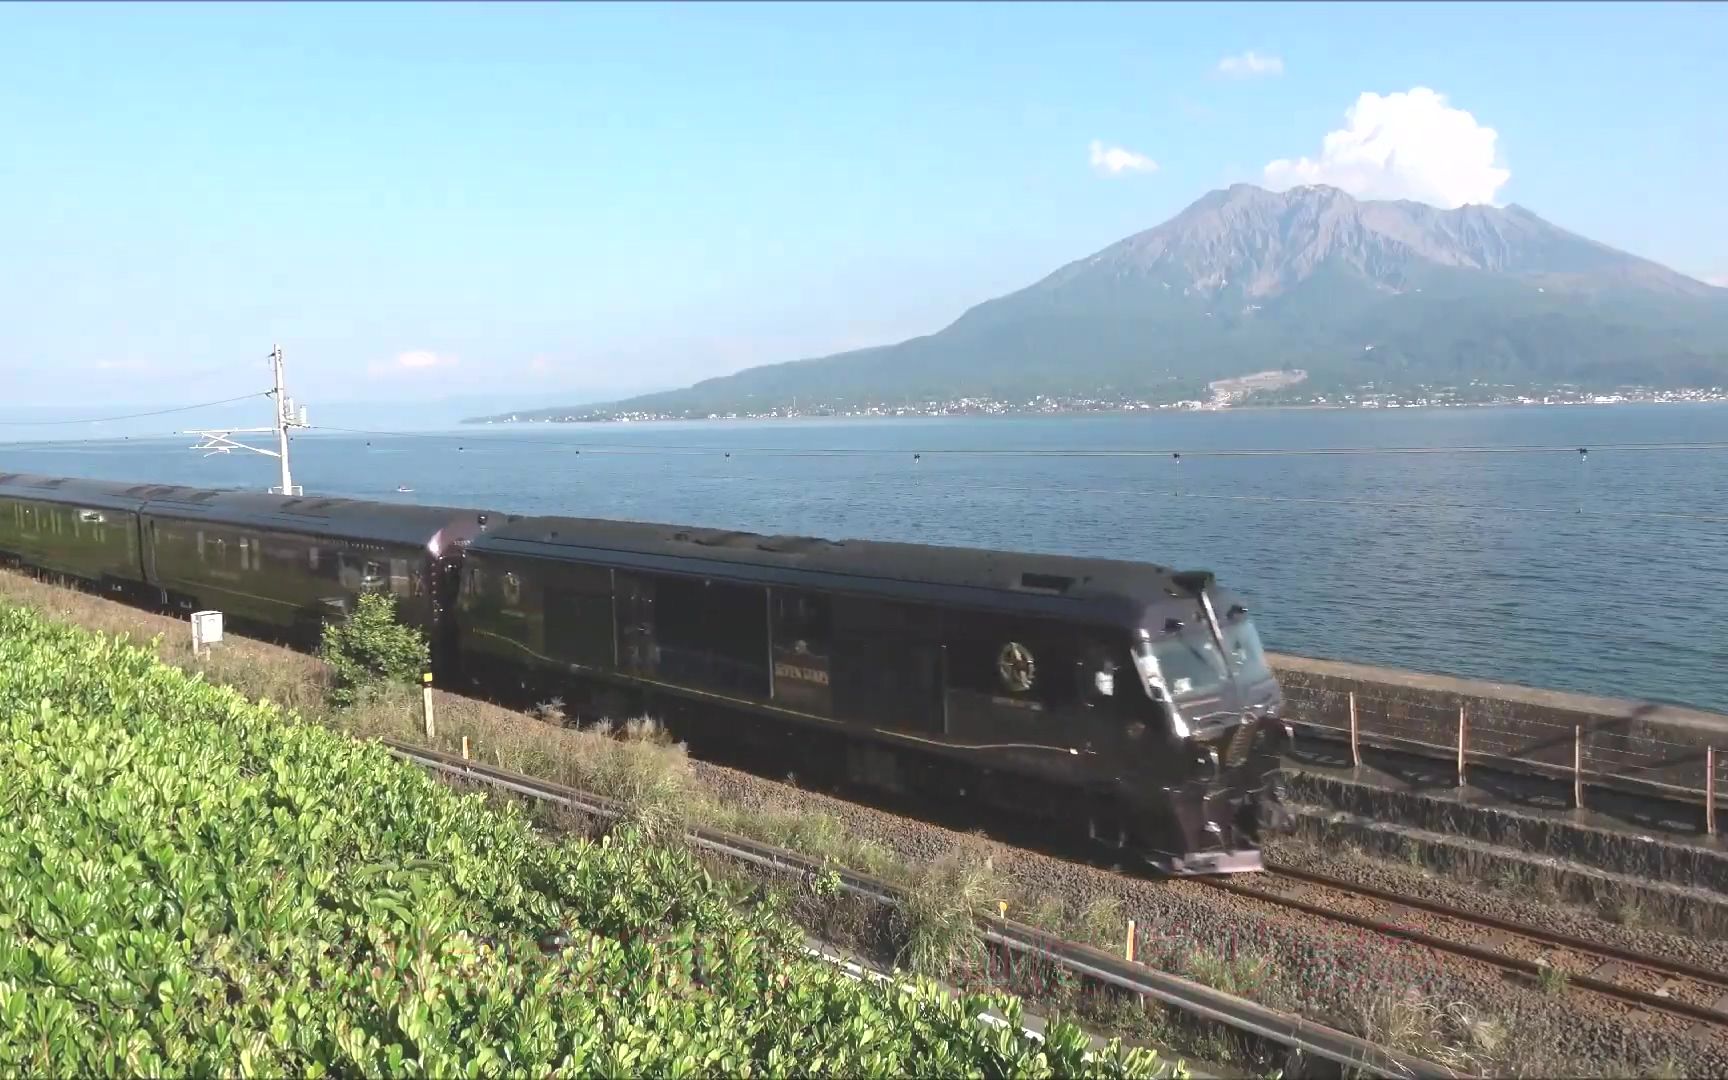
[191,610,223,658]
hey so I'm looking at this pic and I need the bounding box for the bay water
[5,403,1724,712]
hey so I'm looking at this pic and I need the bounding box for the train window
[652,575,770,697]
[196,531,206,562]
[544,564,614,669]
[503,571,521,605]
[770,589,833,713]
[390,558,412,597]
[773,589,832,656]
[309,545,321,571]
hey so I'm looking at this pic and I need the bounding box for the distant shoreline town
[472,380,1728,425]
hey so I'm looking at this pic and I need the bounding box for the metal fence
[1279,678,1725,835]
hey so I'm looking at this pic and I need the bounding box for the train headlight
[1094,670,1115,696]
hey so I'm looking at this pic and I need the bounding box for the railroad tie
[1584,959,1628,984]
[1686,990,1728,1043]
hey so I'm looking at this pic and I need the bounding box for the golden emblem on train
[997,641,1035,693]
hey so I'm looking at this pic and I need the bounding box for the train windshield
[1222,617,1273,684]
[1134,633,1229,699]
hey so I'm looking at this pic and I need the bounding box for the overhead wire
[649,470,1728,526]
[0,391,271,427]
[1065,487,1728,526]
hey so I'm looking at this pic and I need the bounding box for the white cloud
[1705,274,1728,289]
[1089,140,1158,177]
[369,350,459,377]
[1262,87,1511,209]
[1217,50,1284,78]
[395,350,455,369]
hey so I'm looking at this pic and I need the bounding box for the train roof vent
[1171,570,1215,595]
[288,499,344,513]
[39,478,69,488]
[1017,572,1075,594]
[678,528,757,548]
[755,534,835,554]
[186,491,224,503]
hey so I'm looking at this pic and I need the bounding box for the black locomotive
[0,471,1291,874]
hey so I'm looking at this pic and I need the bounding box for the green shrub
[318,592,430,705]
[0,602,1163,1077]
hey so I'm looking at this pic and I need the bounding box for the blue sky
[1,1,1723,421]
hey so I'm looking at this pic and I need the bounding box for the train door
[615,573,657,676]
[831,596,945,734]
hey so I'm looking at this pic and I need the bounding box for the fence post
[1349,691,1361,768]
[1456,704,1468,787]
[1573,725,1585,810]
[461,735,471,761]
[1125,919,1137,963]
[421,671,435,739]
[1708,747,1718,838]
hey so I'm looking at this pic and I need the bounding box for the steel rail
[1201,866,1728,1028]
[379,738,1461,1080]
[1267,863,1728,990]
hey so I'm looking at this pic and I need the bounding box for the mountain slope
[477,185,1728,419]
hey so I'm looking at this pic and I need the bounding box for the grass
[1358,993,1500,1074]
[1535,961,1570,995]
[704,798,903,881]
[895,852,997,978]
[1080,894,1129,952]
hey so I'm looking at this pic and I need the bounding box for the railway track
[1199,863,1728,1032]
[379,738,1461,1079]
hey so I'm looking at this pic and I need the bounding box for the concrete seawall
[1268,652,1728,805]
